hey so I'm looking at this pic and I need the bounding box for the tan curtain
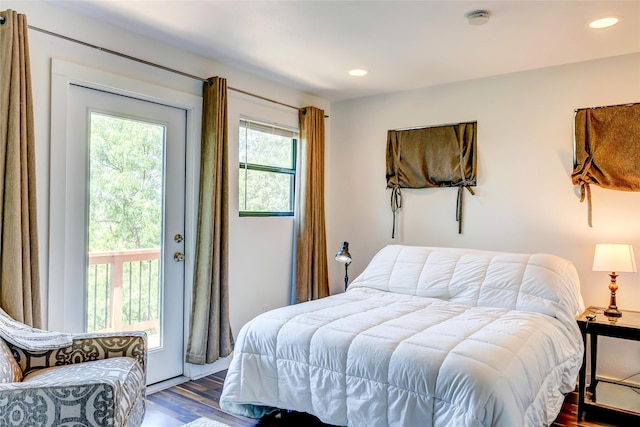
[572,103,640,227]
[386,122,477,235]
[0,10,41,327]
[295,106,329,303]
[186,77,233,364]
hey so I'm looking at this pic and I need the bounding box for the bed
[220,245,585,426]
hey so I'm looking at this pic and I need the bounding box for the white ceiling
[47,0,640,102]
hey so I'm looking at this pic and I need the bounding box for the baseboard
[146,375,190,395]
[184,354,232,381]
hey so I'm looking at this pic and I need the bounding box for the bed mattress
[220,245,584,427]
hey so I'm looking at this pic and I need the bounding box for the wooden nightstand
[576,306,640,424]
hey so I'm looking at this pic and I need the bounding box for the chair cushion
[0,338,21,383]
[21,357,144,425]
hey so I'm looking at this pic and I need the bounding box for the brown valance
[572,103,640,226]
[386,121,477,236]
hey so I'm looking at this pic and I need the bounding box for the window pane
[239,168,293,213]
[87,112,163,348]
[88,113,164,252]
[243,127,294,169]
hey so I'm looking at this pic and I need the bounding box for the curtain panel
[186,77,233,364]
[0,9,41,327]
[295,106,329,303]
[386,122,477,236]
[572,103,640,227]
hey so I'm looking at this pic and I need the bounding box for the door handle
[174,252,185,262]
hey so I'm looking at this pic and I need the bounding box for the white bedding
[220,245,584,427]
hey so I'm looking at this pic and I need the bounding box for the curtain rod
[28,24,326,116]
[391,120,477,132]
[574,102,639,113]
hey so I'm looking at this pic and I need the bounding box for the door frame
[49,59,201,380]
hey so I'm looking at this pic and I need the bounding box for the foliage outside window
[87,112,162,334]
[89,113,163,252]
[239,118,297,216]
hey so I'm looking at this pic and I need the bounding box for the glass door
[65,84,186,384]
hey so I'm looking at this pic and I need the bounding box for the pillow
[349,245,583,325]
[0,338,22,383]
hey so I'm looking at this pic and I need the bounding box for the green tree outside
[239,123,296,213]
[86,113,162,336]
[89,113,163,251]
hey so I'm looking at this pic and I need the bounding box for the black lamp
[335,241,352,290]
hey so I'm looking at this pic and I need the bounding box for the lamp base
[604,307,622,317]
[604,273,622,318]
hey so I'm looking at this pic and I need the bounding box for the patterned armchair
[0,309,147,426]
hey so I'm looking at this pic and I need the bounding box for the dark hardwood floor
[142,370,623,427]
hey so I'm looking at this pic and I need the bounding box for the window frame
[238,117,298,217]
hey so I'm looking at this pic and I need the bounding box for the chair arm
[8,331,147,377]
[0,382,122,426]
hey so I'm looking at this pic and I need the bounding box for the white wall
[5,1,329,374]
[327,53,640,381]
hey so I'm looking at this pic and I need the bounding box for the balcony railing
[87,248,161,339]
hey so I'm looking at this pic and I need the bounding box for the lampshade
[592,244,637,273]
[335,241,352,264]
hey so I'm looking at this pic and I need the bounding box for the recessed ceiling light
[348,69,368,77]
[589,17,620,29]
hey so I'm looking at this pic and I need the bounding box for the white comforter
[220,246,584,427]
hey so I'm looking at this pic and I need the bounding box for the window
[239,118,298,216]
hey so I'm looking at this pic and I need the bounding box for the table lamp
[592,244,637,317]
